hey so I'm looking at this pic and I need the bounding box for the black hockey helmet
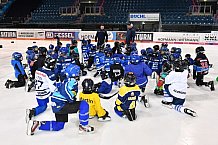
[153,45,160,52]
[82,78,94,93]
[185,54,191,59]
[195,46,205,54]
[44,56,56,69]
[162,62,172,73]
[173,60,184,72]
[124,72,136,87]
[38,47,47,56]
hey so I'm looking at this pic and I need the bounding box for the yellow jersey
[79,92,106,117]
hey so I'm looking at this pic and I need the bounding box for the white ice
[0,40,218,145]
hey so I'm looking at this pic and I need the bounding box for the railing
[189,5,213,15]
[84,6,102,15]
[59,6,78,16]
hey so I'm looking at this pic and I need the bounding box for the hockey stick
[99,91,119,99]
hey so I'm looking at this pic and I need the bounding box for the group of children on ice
[5,39,215,135]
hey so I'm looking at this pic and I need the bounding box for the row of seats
[0,0,14,17]
[28,0,77,24]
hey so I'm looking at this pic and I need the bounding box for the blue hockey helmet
[175,48,182,54]
[161,42,168,48]
[171,47,177,53]
[105,48,112,57]
[146,47,153,54]
[82,39,88,46]
[59,47,69,55]
[130,51,138,56]
[32,45,39,54]
[65,64,81,79]
[12,52,23,61]
[130,55,140,64]
[106,44,111,49]
[90,44,97,51]
[49,44,54,50]
[141,49,146,55]
[66,43,71,48]
[113,57,121,64]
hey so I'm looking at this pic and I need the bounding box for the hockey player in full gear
[161,60,197,117]
[154,61,172,95]
[5,52,27,89]
[27,64,94,135]
[109,57,124,87]
[25,47,48,92]
[114,72,140,121]
[103,48,114,78]
[193,46,214,91]
[56,47,75,81]
[87,44,96,70]
[25,57,57,123]
[94,46,105,77]
[79,78,111,121]
[125,55,152,108]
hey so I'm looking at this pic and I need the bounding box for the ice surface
[0,40,218,145]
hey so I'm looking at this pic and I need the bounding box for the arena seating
[28,0,77,24]
[27,0,215,25]
[83,0,215,25]
[0,0,14,17]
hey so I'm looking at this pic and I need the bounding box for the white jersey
[165,70,188,99]
[35,68,57,99]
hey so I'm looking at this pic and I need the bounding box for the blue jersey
[89,49,96,57]
[51,78,78,113]
[125,62,152,88]
[98,79,112,94]
[56,56,75,80]
[94,52,105,70]
[104,57,114,72]
[11,60,26,78]
[148,57,163,74]
[82,46,90,62]
[123,55,131,67]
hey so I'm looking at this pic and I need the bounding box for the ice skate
[79,125,94,134]
[98,111,111,122]
[5,79,12,87]
[161,100,173,109]
[5,81,14,89]
[209,81,215,91]
[184,108,197,117]
[140,95,150,108]
[25,109,35,123]
[26,120,40,135]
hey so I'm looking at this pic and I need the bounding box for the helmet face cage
[124,72,136,86]
[45,57,56,69]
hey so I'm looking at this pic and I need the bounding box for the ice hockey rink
[0,40,218,145]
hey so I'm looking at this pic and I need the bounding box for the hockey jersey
[109,63,124,82]
[165,70,188,99]
[35,67,57,99]
[79,92,106,117]
[51,78,78,113]
[125,62,152,88]
[11,59,26,78]
[115,85,140,111]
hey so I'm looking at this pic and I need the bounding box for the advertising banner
[129,13,160,22]
[75,31,116,40]
[0,31,17,38]
[17,30,45,39]
[200,33,218,43]
[45,31,75,39]
[116,32,153,41]
[153,33,201,43]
